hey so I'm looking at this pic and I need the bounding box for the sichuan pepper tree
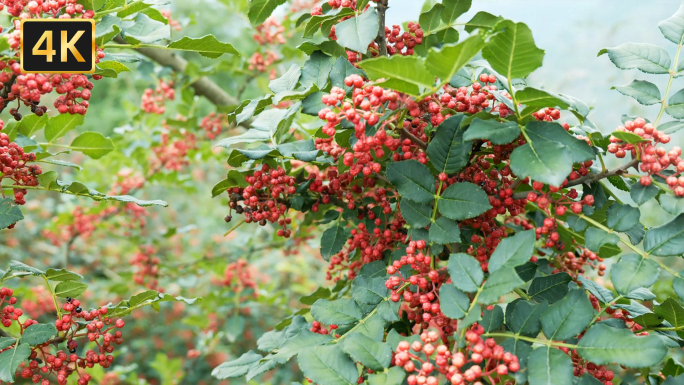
[207,1,684,385]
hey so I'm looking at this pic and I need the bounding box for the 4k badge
[20,19,95,74]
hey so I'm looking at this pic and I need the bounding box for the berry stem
[653,40,683,128]
[42,276,61,318]
[483,332,578,349]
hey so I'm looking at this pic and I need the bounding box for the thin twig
[373,0,389,57]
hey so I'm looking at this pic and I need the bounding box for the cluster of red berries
[1,287,28,327]
[130,245,162,291]
[0,130,42,206]
[248,51,279,79]
[22,286,54,319]
[384,22,424,56]
[253,16,286,45]
[310,320,338,335]
[200,112,228,140]
[219,259,258,297]
[141,80,175,114]
[4,0,91,17]
[160,10,181,31]
[225,164,295,237]
[151,130,196,171]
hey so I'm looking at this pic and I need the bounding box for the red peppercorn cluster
[219,259,258,298]
[385,22,424,56]
[394,326,519,385]
[160,9,181,31]
[141,80,175,114]
[609,118,684,196]
[22,286,54,319]
[1,287,27,327]
[554,247,606,277]
[4,0,91,17]
[0,130,42,206]
[200,112,228,140]
[309,320,338,335]
[253,16,286,45]
[248,51,279,80]
[151,129,196,171]
[130,245,162,291]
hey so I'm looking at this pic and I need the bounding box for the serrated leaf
[527,347,573,385]
[667,88,684,119]
[0,198,24,230]
[20,323,57,345]
[661,194,684,216]
[8,260,44,276]
[351,276,388,305]
[437,182,491,220]
[70,132,115,159]
[482,305,503,332]
[426,35,485,81]
[341,333,391,371]
[54,281,88,298]
[598,43,671,74]
[17,113,48,137]
[269,64,301,94]
[482,20,545,79]
[358,55,433,96]
[427,114,472,173]
[439,283,469,319]
[447,253,483,293]
[660,120,684,134]
[611,253,660,295]
[298,345,358,385]
[612,80,662,105]
[429,216,460,244]
[167,35,239,58]
[386,160,435,204]
[45,268,83,282]
[577,323,667,367]
[463,118,520,145]
[488,230,536,273]
[659,3,684,44]
[335,9,378,53]
[577,275,614,303]
[0,344,31,382]
[464,11,503,33]
[311,299,363,325]
[441,0,471,25]
[121,13,169,44]
[584,227,620,254]
[320,221,347,261]
[631,182,659,205]
[212,351,262,379]
[644,213,684,256]
[606,203,640,231]
[247,0,286,26]
[301,51,333,89]
[478,266,524,304]
[508,300,547,337]
[329,56,365,93]
[541,289,594,340]
[367,366,405,385]
[529,273,572,303]
[45,113,85,143]
[400,199,432,228]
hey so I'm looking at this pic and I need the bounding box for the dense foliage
[1,0,684,384]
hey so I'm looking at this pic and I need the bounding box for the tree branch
[400,126,427,150]
[112,36,238,108]
[373,0,389,57]
[510,158,640,200]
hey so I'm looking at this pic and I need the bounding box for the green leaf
[0,338,14,350]
[606,203,641,231]
[301,51,333,89]
[482,305,503,332]
[247,0,287,26]
[659,3,684,44]
[463,118,520,145]
[341,333,391,371]
[660,120,684,134]
[515,87,570,111]
[631,182,659,205]
[507,300,547,337]
[488,230,536,273]
[400,199,432,228]
[437,182,491,220]
[121,13,169,44]
[429,216,460,244]
[644,214,684,256]
[654,298,684,333]
[20,323,57,345]
[359,55,433,96]
[320,222,347,261]
[540,289,594,340]
[510,121,594,187]
[311,299,362,325]
[269,64,302,94]
[426,35,485,81]
[439,283,470,319]
[298,345,358,385]
[661,194,684,216]
[45,268,83,282]
[584,227,620,254]
[367,366,405,385]
[528,273,572,303]
[577,323,667,368]
[45,113,85,143]
[167,35,239,58]
[612,80,662,105]
[478,266,524,304]
[577,275,614,303]
[611,130,649,144]
[666,88,684,119]
[482,20,545,79]
[447,253,483,293]
[17,113,48,137]
[598,43,671,74]
[418,4,443,35]
[94,60,131,78]
[0,344,31,382]
[335,9,379,53]
[464,11,503,33]
[527,347,573,385]
[611,254,660,296]
[329,56,365,93]
[386,160,435,204]
[212,351,262,379]
[107,195,168,207]
[7,260,44,276]
[427,114,472,173]
[351,276,388,305]
[211,170,249,197]
[441,0,471,25]
[0,198,24,230]
[70,132,115,159]
[54,281,88,298]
